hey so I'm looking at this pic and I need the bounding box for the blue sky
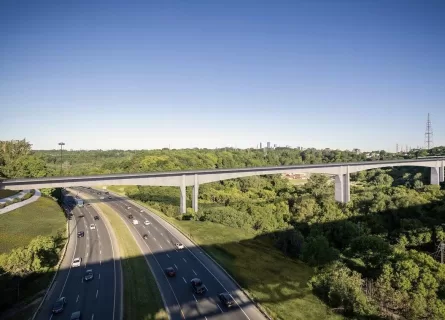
[1,1,444,151]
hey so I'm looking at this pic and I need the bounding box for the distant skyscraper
[259,142,263,149]
[267,142,271,149]
[274,144,277,148]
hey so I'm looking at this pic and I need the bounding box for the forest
[2,139,445,319]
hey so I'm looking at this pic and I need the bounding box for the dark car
[108,196,112,199]
[105,192,109,194]
[128,215,133,219]
[165,267,176,277]
[191,278,206,294]
[94,216,99,220]
[52,296,66,314]
[142,234,148,240]
[77,231,84,238]
[218,292,235,307]
[70,311,81,320]
[84,269,94,281]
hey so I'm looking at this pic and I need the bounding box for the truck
[75,198,84,208]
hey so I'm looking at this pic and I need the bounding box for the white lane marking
[147,211,251,319]
[182,277,187,283]
[91,314,94,320]
[100,260,102,265]
[99,273,101,280]
[155,226,158,231]
[96,289,99,299]
[159,244,163,249]
[183,258,187,263]
[192,269,197,276]
[174,264,178,270]
[58,216,78,298]
[76,294,79,303]
[114,203,182,319]
[81,277,83,283]
[153,237,156,241]
[216,303,223,313]
[160,232,163,236]
[193,294,198,303]
[205,317,208,320]
[100,250,102,255]
[49,314,53,320]
[166,254,170,258]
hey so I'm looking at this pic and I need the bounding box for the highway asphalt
[78,187,267,320]
[35,190,121,320]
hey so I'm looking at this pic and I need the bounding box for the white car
[140,209,144,213]
[175,243,184,250]
[72,257,82,267]
[100,196,105,200]
[90,224,96,230]
[132,219,139,225]
[127,206,131,209]
[144,220,151,226]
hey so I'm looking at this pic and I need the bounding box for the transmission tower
[424,113,433,149]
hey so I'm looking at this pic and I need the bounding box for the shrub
[0,203,5,209]
[310,262,377,316]
[12,198,20,204]
[30,189,36,195]
[22,193,33,200]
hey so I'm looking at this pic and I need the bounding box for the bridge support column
[180,175,186,214]
[334,172,350,203]
[440,164,444,183]
[431,167,440,185]
[192,174,199,213]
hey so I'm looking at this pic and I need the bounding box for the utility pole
[424,113,433,150]
[58,142,65,175]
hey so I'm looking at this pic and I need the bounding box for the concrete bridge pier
[192,174,199,213]
[431,167,440,185]
[180,175,186,214]
[334,172,350,203]
[440,165,444,183]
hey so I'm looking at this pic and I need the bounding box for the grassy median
[125,199,342,320]
[95,202,168,320]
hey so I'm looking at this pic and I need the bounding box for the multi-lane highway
[78,187,267,320]
[36,190,121,320]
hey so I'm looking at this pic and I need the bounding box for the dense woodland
[2,139,445,319]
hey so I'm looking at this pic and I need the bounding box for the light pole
[58,142,65,175]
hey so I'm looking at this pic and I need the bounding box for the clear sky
[1,1,444,151]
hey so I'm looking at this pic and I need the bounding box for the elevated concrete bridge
[1,158,444,213]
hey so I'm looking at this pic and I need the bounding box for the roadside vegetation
[0,190,19,199]
[0,196,66,254]
[3,139,445,319]
[90,198,168,320]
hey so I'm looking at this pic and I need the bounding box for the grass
[93,200,168,320]
[0,189,19,199]
[124,199,343,320]
[0,197,66,254]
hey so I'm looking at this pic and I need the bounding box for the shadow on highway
[2,185,445,320]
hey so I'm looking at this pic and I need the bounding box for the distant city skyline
[1,1,444,151]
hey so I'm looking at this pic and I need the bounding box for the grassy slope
[95,201,168,320]
[0,197,66,254]
[107,186,342,320]
[0,190,19,199]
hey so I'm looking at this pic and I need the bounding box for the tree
[310,262,376,316]
[301,234,339,266]
[349,235,392,270]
